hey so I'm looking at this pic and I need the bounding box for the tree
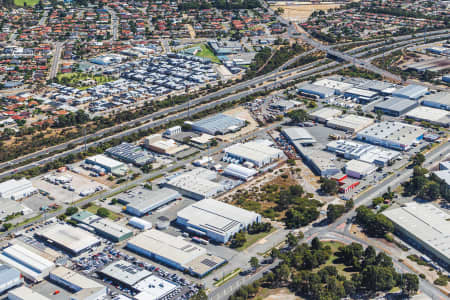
[230,232,247,248]
[287,109,308,123]
[343,280,356,296]
[339,243,363,266]
[249,257,259,269]
[65,206,78,216]
[2,223,12,231]
[362,265,396,292]
[287,232,299,248]
[345,199,354,212]
[96,207,110,218]
[412,153,425,166]
[426,182,440,200]
[320,178,339,195]
[190,289,207,300]
[311,237,322,250]
[327,204,345,223]
[355,206,394,237]
[401,273,419,296]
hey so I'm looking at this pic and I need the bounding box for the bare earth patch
[270,2,342,22]
[260,288,303,300]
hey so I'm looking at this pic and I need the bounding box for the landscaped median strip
[214,268,242,287]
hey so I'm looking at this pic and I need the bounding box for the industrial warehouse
[0,244,55,283]
[190,114,246,135]
[7,286,51,300]
[326,114,374,133]
[98,260,151,288]
[117,187,181,217]
[0,264,22,294]
[281,127,317,146]
[144,134,190,156]
[128,217,152,230]
[98,260,179,299]
[421,92,450,111]
[105,142,154,166]
[298,83,335,98]
[223,163,257,181]
[295,145,340,177]
[392,84,428,100]
[326,140,400,166]
[383,203,450,268]
[126,230,226,277]
[49,266,107,300]
[345,160,377,179]
[356,121,426,151]
[38,224,100,256]
[84,154,129,176]
[71,211,133,242]
[0,178,37,201]
[176,198,261,243]
[309,107,342,123]
[405,106,450,127]
[163,168,224,200]
[223,140,283,167]
[373,97,419,116]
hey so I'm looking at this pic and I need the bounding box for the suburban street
[1,26,448,177]
[49,42,63,79]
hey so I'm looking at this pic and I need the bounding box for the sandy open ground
[221,106,259,141]
[270,2,342,22]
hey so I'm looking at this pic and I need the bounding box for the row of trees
[327,200,354,223]
[230,222,272,248]
[355,206,394,238]
[403,166,450,202]
[320,177,339,195]
[245,43,307,79]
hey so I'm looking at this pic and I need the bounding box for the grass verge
[214,268,241,287]
[14,0,39,6]
[85,203,121,221]
[236,227,276,252]
[196,44,221,64]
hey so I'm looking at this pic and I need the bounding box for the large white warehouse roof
[8,286,51,300]
[223,164,257,180]
[224,141,283,167]
[0,244,55,282]
[128,230,206,267]
[177,198,260,240]
[39,224,100,256]
[383,203,450,265]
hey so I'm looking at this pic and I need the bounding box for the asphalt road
[3,121,283,239]
[209,142,450,300]
[0,58,344,179]
[106,8,118,41]
[49,42,63,79]
[2,26,443,176]
[298,33,403,82]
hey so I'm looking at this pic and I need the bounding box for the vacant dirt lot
[260,288,303,300]
[271,2,342,22]
[221,106,259,141]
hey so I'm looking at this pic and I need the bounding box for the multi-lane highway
[3,21,448,178]
[0,60,347,180]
